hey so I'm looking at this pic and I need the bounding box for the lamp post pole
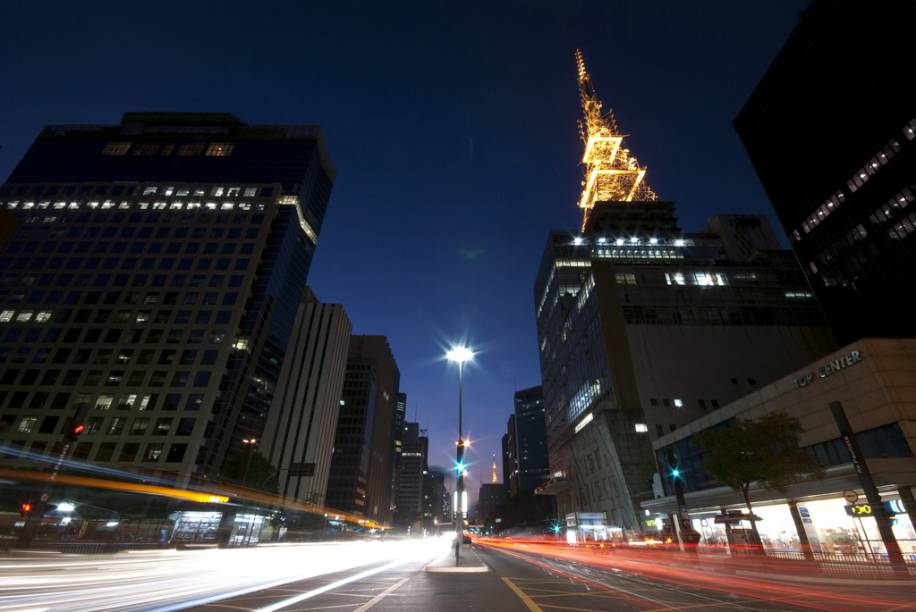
[456,360,464,565]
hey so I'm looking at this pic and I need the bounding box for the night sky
[0,1,805,498]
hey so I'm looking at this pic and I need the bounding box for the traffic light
[65,402,92,441]
[20,502,32,516]
[670,467,681,479]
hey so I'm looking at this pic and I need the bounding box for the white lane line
[352,577,409,612]
[254,560,407,612]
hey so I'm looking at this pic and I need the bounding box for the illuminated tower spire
[491,453,498,484]
[575,49,657,230]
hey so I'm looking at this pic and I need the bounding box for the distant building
[477,483,508,525]
[533,53,836,532]
[395,421,426,527]
[261,289,351,506]
[422,466,449,530]
[326,336,400,524]
[514,386,550,494]
[0,113,334,487]
[502,414,518,496]
[735,1,916,345]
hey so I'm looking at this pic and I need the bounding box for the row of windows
[0,326,229,354]
[1,281,245,307]
[102,141,235,158]
[1,182,274,200]
[0,391,205,414]
[648,397,723,409]
[12,413,197,437]
[867,186,913,228]
[0,366,212,388]
[5,199,264,213]
[1,438,188,464]
[0,306,235,328]
[7,238,255,260]
[621,305,823,327]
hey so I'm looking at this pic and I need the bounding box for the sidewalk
[425,544,489,573]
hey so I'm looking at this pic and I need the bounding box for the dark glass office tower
[0,113,334,488]
[735,1,916,345]
[513,386,550,494]
[326,335,400,525]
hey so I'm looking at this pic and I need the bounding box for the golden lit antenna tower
[575,49,657,231]
[491,453,498,484]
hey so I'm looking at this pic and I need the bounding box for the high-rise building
[395,421,426,527]
[735,1,916,345]
[502,414,518,496]
[392,391,407,457]
[261,289,351,506]
[0,113,334,486]
[421,467,446,529]
[533,53,836,532]
[513,386,550,494]
[326,335,399,524]
[477,482,507,525]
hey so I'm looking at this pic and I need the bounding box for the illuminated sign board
[574,412,594,434]
[844,500,903,517]
[796,350,862,388]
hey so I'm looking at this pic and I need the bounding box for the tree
[693,412,823,546]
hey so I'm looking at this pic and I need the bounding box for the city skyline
[0,0,808,486]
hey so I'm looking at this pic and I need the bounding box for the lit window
[673,399,684,408]
[95,395,114,410]
[243,187,258,197]
[17,417,38,433]
[634,423,648,433]
[16,311,33,322]
[0,310,13,323]
[205,143,234,157]
[102,142,131,156]
[35,311,51,323]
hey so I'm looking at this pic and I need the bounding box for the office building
[514,386,550,493]
[395,421,426,527]
[0,113,334,487]
[326,335,399,524]
[502,414,518,496]
[643,338,916,557]
[533,53,836,532]
[735,1,916,345]
[477,483,508,525]
[261,289,351,506]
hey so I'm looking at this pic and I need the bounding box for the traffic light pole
[17,403,89,548]
[455,361,464,566]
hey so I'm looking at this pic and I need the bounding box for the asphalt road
[3,539,916,611]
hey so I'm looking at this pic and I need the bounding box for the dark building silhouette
[326,335,399,525]
[735,0,916,345]
[0,113,334,486]
[514,386,550,494]
[422,466,449,530]
[502,414,518,496]
[395,421,426,527]
[477,482,508,525]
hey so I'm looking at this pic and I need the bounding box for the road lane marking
[502,577,544,612]
[253,560,407,612]
[352,577,409,612]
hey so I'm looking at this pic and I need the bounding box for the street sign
[843,490,859,503]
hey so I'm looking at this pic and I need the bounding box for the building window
[17,417,38,433]
[132,143,160,156]
[634,423,648,433]
[176,143,205,157]
[102,142,131,156]
[129,418,149,435]
[144,443,163,462]
[205,143,234,157]
[166,443,187,463]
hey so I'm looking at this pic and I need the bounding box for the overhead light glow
[446,346,474,364]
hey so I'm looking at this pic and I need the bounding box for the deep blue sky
[0,1,805,495]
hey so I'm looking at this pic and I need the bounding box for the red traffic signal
[20,502,32,516]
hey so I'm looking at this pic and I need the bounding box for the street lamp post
[446,345,473,565]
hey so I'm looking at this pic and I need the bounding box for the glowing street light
[445,343,474,565]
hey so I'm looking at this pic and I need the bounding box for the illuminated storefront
[643,339,916,559]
